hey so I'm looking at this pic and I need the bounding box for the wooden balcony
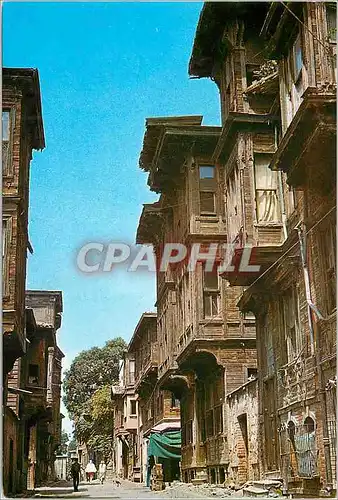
[176,323,256,366]
[221,244,283,286]
[269,88,336,193]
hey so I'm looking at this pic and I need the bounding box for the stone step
[252,479,282,490]
[264,471,282,481]
[243,485,269,497]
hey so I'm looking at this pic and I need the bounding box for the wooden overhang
[139,115,203,173]
[189,2,269,78]
[140,120,221,193]
[220,245,284,287]
[237,238,301,314]
[136,201,163,245]
[176,339,256,375]
[3,67,45,150]
[157,369,191,398]
[128,312,157,352]
[260,2,305,60]
[212,112,279,165]
[269,88,336,193]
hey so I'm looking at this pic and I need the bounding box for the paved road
[33,479,195,499]
[32,479,318,500]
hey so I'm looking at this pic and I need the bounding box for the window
[283,286,302,361]
[2,218,11,296]
[200,165,215,179]
[171,392,180,409]
[247,367,258,380]
[206,409,214,437]
[28,364,39,385]
[183,420,193,445]
[244,311,255,320]
[292,35,303,81]
[203,269,220,318]
[254,154,280,222]
[320,223,336,314]
[129,360,135,385]
[326,4,337,42]
[214,405,223,434]
[2,110,13,175]
[130,400,137,416]
[200,192,216,213]
[199,164,217,215]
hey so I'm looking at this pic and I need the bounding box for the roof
[189,2,269,78]
[139,116,221,193]
[139,115,203,173]
[145,420,181,436]
[26,290,63,314]
[128,312,157,351]
[2,67,45,149]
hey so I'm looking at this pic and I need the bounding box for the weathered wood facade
[2,68,48,496]
[2,68,45,375]
[112,313,181,484]
[111,350,138,480]
[187,1,336,496]
[4,291,64,494]
[136,109,259,484]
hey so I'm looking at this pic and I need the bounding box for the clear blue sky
[3,2,220,433]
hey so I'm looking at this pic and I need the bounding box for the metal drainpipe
[239,167,246,245]
[278,171,288,241]
[295,223,333,491]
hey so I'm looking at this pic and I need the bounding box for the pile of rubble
[239,479,283,498]
[155,479,283,499]
[156,481,233,498]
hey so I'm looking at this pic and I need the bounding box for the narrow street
[32,480,317,500]
[33,479,219,499]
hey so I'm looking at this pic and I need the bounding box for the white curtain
[255,155,280,222]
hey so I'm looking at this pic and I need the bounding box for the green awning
[148,431,181,460]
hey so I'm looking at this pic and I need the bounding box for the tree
[87,385,114,460]
[56,431,69,454]
[68,436,77,452]
[63,337,126,460]
[63,337,126,421]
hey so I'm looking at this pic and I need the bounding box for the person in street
[98,461,107,484]
[70,457,81,492]
[85,459,97,483]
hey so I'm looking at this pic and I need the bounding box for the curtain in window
[255,156,279,222]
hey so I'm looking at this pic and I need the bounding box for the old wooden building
[111,349,139,480]
[131,313,181,486]
[2,68,45,377]
[187,1,336,496]
[4,291,64,493]
[136,113,258,485]
[112,313,181,485]
[239,2,336,497]
[2,67,46,496]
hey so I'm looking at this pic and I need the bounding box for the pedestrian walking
[98,461,107,484]
[70,458,81,492]
[85,459,97,483]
